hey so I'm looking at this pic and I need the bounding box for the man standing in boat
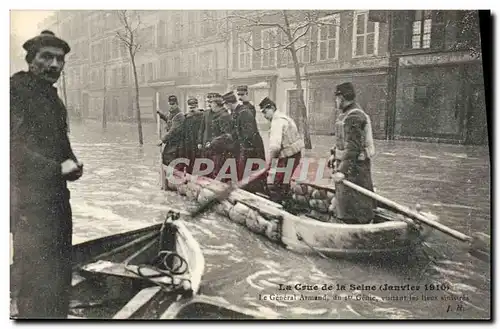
[197,93,234,180]
[236,85,256,118]
[221,91,267,193]
[182,97,205,175]
[259,97,304,205]
[329,82,375,224]
[10,30,83,318]
[157,95,185,171]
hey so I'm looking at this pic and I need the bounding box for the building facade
[372,10,486,145]
[34,10,486,144]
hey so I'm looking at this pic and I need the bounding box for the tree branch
[227,14,287,33]
[284,24,311,50]
[239,36,282,52]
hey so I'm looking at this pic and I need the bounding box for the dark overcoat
[182,110,205,174]
[10,71,79,318]
[231,105,266,193]
[198,109,234,179]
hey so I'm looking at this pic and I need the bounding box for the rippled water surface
[67,120,491,319]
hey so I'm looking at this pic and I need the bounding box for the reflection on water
[67,121,491,319]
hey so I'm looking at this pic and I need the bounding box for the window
[238,32,252,70]
[147,62,153,81]
[159,58,168,78]
[139,64,145,83]
[138,26,154,51]
[173,15,181,42]
[174,56,180,76]
[121,65,129,86]
[157,20,168,47]
[187,53,197,76]
[111,67,118,87]
[352,11,379,57]
[91,42,102,63]
[317,14,340,61]
[188,11,197,38]
[111,38,119,59]
[200,51,214,77]
[412,11,432,49]
[262,28,278,68]
[201,11,217,38]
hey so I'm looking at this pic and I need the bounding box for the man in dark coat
[157,95,185,171]
[10,30,83,319]
[222,91,266,193]
[330,82,375,224]
[197,93,234,180]
[236,85,256,118]
[182,97,204,175]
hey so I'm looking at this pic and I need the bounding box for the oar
[189,166,271,219]
[338,177,490,261]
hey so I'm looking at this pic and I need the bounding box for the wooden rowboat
[162,166,433,260]
[11,210,206,319]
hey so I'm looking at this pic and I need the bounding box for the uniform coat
[160,109,185,169]
[333,103,375,224]
[230,105,266,193]
[10,71,79,318]
[182,110,205,174]
[240,101,256,118]
[198,108,234,179]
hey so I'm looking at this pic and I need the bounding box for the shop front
[393,52,486,144]
[307,70,389,137]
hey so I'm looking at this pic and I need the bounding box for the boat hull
[162,166,429,259]
[11,211,205,319]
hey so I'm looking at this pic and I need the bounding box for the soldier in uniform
[157,95,185,171]
[183,97,205,174]
[329,82,375,224]
[221,91,266,193]
[236,85,256,118]
[10,30,83,318]
[197,93,234,179]
[259,97,304,204]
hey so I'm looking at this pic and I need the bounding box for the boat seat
[80,260,191,288]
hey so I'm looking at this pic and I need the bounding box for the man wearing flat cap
[259,97,304,205]
[197,93,234,179]
[182,97,205,174]
[329,82,376,224]
[10,30,83,318]
[219,91,266,193]
[236,85,257,118]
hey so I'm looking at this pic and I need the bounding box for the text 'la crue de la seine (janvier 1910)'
[256,283,471,303]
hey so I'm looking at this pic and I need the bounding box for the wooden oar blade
[468,232,490,262]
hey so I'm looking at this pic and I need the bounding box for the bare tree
[116,10,143,145]
[213,10,342,150]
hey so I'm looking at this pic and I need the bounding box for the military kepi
[23,30,71,54]
[222,91,237,104]
[168,95,178,103]
[236,85,248,93]
[259,97,275,111]
[187,97,198,105]
[335,82,356,100]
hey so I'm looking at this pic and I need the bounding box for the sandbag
[229,202,251,225]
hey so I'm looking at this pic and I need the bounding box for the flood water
[67,120,491,319]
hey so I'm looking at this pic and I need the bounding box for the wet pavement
[66,120,490,319]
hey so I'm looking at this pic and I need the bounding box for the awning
[147,80,175,88]
[248,81,269,89]
[176,83,222,89]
